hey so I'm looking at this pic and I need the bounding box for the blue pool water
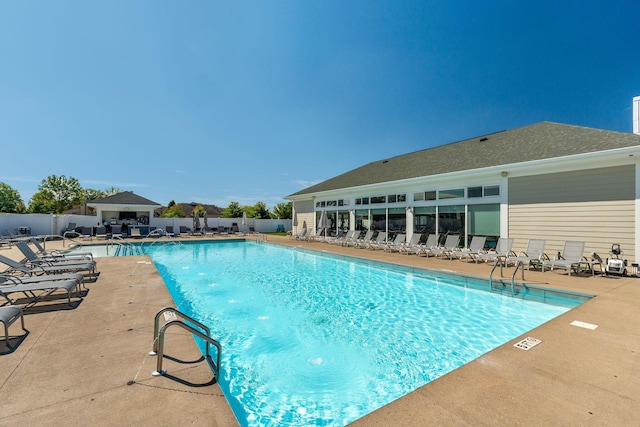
[135,240,587,426]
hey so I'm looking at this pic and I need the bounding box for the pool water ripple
[147,241,579,426]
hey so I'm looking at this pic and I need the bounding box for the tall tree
[28,175,83,214]
[0,182,24,213]
[272,202,292,219]
[83,188,105,202]
[103,186,122,197]
[247,201,272,219]
[161,204,185,218]
[193,204,206,218]
[221,201,244,218]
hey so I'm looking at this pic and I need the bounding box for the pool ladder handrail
[106,237,144,256]
[489,256,521,295]
[149,307,221,379]
[253,233,267,243]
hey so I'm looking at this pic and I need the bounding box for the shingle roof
[288,122,640,197]
[89,191,161,206]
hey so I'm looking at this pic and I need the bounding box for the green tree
[247,201,272,219]
[193,204,206,218]
[272,202,292,219]
[28,175,83,214]
[161,204,185,218]
[0,182,24,213]
[167,200,176,208]
[221,201,244,218]
[83,188,105,202]
[28,191,56,213]
[103,186,122,197]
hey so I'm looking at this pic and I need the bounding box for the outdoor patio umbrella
[203,212,208,230]
[318,210,328,230]
[193,212,200,231]
[241,211,247,233]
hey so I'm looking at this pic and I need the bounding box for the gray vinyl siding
[508,165,636,261]
[293,199,315,231]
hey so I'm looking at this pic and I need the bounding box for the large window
[414,206,436,235]
[371,209,386,231]
[337,210,350,232]
[468,204,500,237]
[438,205,465,241]
[355,209,370,230]
[388,208,406,234]
[439,189,464,199]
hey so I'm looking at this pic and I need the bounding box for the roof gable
[288,122,640,197]
[89,191,161,206]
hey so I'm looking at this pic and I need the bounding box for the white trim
[636,161,640,263]
[500,175,509,238]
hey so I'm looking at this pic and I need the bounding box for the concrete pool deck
[1,235,639,425]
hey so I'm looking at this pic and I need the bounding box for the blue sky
[1,1,639,209]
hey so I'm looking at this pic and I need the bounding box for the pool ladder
[149,307,221,380]
[489,257,524,295]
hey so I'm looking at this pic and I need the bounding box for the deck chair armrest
[0,275,24,285]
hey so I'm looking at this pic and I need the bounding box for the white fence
[0,214,292,237]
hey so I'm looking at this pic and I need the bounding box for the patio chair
[506,239,549,270]
[342,230,361,246]
[542,241,586,276]
[383,233,406,252]
[111,225,123,239]
[328,230,351,245]
[0,254,96,281]
[305,228,325,241]
[0,275,81,307]
[366,232,388,250]
[353,230,374,248]
[164,226,176,238]
[1,305,27,350]
[429,235,461,259]
[414,234,439,256]
[324,229,344,244]
[12,243,99,280]
[4,229,30,244]
[1,272,84,286]
[474,238,515,264]
[130,228,142,238]
[81,227,93,241]
[291,228,307,240]
[95,226,107,239]
[29,238,93,262]
[398,233,424,255]
[449,236,487,262]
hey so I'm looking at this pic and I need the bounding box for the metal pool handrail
[149,307,221,380]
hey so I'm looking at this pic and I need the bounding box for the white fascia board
[289,145,640,200]
[86,203,160,210]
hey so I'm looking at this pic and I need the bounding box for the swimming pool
[135,240,589,426]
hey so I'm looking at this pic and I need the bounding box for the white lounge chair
[429,235,461,259]
[505,239,548,270]
[367,232,388,250]
[414,234,439,256]
[354,230,374,248]
[398,233,424,255]
[542,241,586,276]
[29,238,94,262]
[1,305,27,350]
[383,233,406,252]
[474,238,515,263]
[449,236,487,262]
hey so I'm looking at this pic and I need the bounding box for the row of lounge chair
[1,239,101,351]
[295,229,600,276]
